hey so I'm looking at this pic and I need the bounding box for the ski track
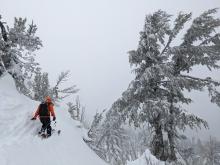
[0,74,106,165]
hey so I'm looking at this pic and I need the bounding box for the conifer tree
[67,96,83,121]
[50,71,79,103]
[0,16,42,94]
[86,105,134,164]
[115,9,220,161]
[32,68,42,100]
[41,72,50,99]
[32,69,50,101]
[97,108,129,164]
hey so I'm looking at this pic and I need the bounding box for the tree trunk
[167,128,176,161]
[151,114,167,161]
[167,96,177,161]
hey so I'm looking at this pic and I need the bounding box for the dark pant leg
[40,118,46,132]
[47,124,52,136]
[45,118,51,136]
[40,117,51,135]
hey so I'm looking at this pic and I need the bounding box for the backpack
[39,102,50,117]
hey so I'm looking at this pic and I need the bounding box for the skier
[31,96,56,137]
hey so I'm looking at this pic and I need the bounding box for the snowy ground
[127,150,165,165]
[0,74,106,165]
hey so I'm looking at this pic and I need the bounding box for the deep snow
[0,74,106,165]
[127,149,165,165]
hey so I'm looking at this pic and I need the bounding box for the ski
[37,129,61,139]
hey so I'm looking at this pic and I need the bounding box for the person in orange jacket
[31,96,56,136]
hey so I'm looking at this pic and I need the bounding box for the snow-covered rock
[0,74,106,165]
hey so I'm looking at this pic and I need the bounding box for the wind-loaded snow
[0,74,106,165]
[127,149,165,165]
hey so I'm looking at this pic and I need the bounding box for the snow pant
[40,117,52,136]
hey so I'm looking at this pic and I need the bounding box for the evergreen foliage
[67,96,85,121]
[0,16,42,95]
[178,137,220,165]
[86,108,130,165]
[51,71,79,103]
[86,105,151,165]
[112,9,220,161]
[32,70,79,104]
[32,68,50,101]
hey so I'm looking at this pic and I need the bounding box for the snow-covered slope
[0,74,106,165]
[128,149,187,165]
[127,149,165,165]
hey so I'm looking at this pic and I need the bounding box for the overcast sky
[1,0,220,139]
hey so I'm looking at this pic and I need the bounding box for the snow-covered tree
[67,96,85,122]
[177,137,197,165]
[177,137,220,165]
[50,71,79,103]
[32,67,42,100]
[201,137,220,165]
[86,103,154,164]
[114,9,220,162]
[97,108,129,165]
[0,16,42,95]
[41,72,50,99]
[67,102,76,119]
[32,68,50,101]
[32,70,79,103]
[87,111,104,140]
[87,104,140,165]
[85,110,106,161]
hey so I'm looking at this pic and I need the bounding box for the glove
[31,117,36,120]
[53,116,56,121]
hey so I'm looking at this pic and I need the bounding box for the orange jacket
[33,102,56,118]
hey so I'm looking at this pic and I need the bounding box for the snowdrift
[0,74,106,165]
[127,149,165,165]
